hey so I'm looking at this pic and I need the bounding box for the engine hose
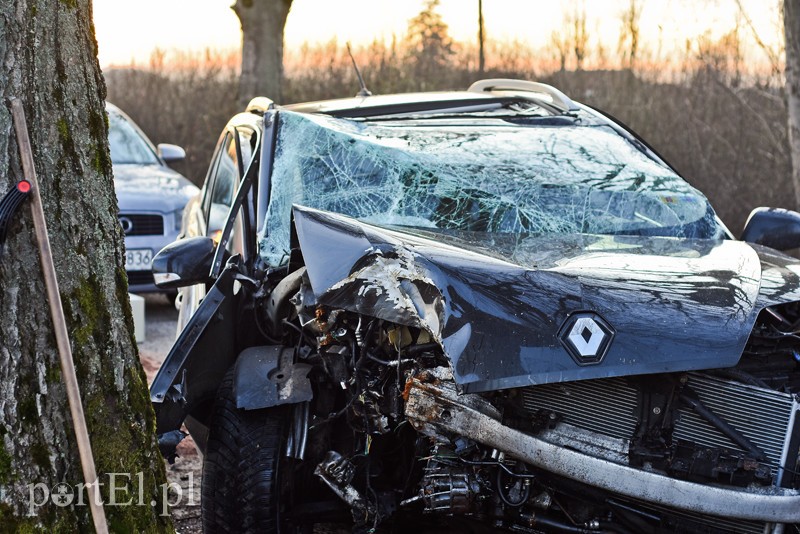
[679,388,768,461]
[519,513,596,533]
[496,467,530,507]
[710,368,770,389]
[354,316,363,347]
[405,342,440,355]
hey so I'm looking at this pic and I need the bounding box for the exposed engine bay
[246,264,800,534]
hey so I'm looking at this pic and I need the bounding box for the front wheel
[201,370,287,533]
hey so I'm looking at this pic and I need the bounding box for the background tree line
[107,0,789,233]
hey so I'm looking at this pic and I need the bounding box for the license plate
[125,249,152,271]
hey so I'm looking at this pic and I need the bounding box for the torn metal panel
[404,377,800,523]
[293,206,764,393]
[233,345,313,410]
[316,247,446,339]
[259,110,723,266]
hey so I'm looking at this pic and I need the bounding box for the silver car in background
[107,103,199,294]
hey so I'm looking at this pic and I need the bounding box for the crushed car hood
[292,205,800,393]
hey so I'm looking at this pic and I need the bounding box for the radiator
[518,373,800,533]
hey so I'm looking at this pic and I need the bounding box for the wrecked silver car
[150,80,800,533]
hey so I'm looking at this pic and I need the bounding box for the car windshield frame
[257,109,727,267]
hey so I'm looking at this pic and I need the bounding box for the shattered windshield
[259,110,724,265]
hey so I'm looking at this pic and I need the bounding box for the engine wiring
[260,294,800,532]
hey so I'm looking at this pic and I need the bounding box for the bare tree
[786,0,800,208]
[550,30,570,72]
[0,0,170,529]
[618,0,641,70]
[569,5,589,71]
[737,0,782,77]
[233,0,294,106]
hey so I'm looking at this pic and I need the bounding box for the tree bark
[0,1,170,530]
[233,0,293,107]
[787,0,800,208]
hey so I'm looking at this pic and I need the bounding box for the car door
[176,124,259,334]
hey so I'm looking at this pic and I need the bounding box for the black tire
[202,369,286,533]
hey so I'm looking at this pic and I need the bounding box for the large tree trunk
[0,1,170,530]
[786,0,800,208]
[233,0,293,107]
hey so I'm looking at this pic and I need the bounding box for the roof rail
[246,97,275,115]
[467,78,579,112]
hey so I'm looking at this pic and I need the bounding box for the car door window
[206,134,239,234]
[237,127,256,171]
[203,125,261,272]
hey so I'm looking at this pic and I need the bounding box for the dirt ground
[138,294,202,534]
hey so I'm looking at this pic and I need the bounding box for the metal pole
[10,98,109,534]
[478,0,485,75]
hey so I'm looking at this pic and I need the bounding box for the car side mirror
[152,236,215,289]
[157,143,186,164]
[740,207,800,251]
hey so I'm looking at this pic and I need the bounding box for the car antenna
[346,42,372,97]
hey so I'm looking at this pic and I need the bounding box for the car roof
[277,79,583,119]
[282,91,514,117]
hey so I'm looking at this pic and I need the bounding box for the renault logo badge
[558,312,615,365]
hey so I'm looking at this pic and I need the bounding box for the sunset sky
[92,0,783,69]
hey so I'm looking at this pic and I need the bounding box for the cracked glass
[259,111,724,266]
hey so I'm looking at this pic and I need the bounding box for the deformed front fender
[233,345,313,410]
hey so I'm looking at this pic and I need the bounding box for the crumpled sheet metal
[321,247,446,340]
[292,206,766,394]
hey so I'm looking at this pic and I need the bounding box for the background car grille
[126,271,154,286]
[119,213,164,236]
